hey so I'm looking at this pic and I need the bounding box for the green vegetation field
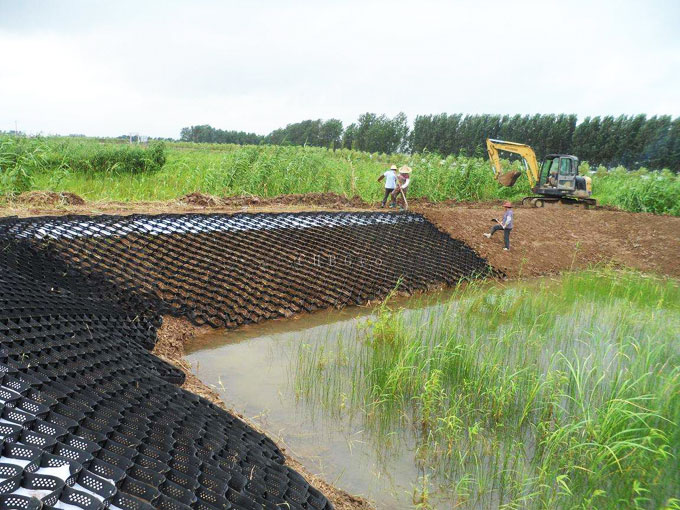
[1,135,679,215]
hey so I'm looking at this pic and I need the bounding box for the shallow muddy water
[187,272,680,510]
[185,288,469,509]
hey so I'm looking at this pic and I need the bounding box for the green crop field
[1,135,679,215]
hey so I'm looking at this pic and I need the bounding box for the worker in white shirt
[377,164,398,207]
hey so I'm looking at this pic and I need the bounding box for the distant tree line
[179,125,263,145]
[571,115,679,170]
[179,113,411,153]
[265,119,343,148]
[412,114,576,159]
[180,113,680,170]
[342,113,409,153]
[413,114,680,170]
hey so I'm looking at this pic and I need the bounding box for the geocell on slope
[0,212,494,510]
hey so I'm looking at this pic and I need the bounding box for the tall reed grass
[1,135,678,216]
[22,140,526,203]
[294,269,680,509]
[594,166,680,216]
[0,136,166,194]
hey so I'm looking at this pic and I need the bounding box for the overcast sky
[1,0,679,138]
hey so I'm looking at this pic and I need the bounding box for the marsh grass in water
[294,269,680,509]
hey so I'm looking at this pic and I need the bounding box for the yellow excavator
[486,138,595,207]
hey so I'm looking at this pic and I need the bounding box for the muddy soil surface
[179,191,368,209]
[0,192,369,217]
[419,205,680,278]
[14,190,86,206]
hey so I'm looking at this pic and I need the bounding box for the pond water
[185,288,469,509]
[185,272,680,510]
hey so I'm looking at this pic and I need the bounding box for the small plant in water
[412,474,433,509]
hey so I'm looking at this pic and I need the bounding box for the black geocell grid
[0,212,494,510]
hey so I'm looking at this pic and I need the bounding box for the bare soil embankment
[419,205,680,278]
[1,192,368,217]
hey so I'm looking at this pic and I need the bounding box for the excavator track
[521,196,597,208]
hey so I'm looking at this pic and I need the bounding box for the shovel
[400,189,408,210]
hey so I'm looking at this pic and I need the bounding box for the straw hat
[390,164,398,170]
[503,201,512,208]
[399,165,412,174]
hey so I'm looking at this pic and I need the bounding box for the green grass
[1,135,678,215]
[592,166,680,216]
[294,269,680,509]
[16,138,528,203]
[0,136,166,195]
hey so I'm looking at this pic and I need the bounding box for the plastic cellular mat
[0,212,494,510]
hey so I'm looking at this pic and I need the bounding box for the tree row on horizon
[180,113,680,171]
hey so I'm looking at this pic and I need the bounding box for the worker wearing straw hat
[378,164,398,207]
[483,201,513,250]
[390,165,412,210]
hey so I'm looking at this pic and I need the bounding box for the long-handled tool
[400,189,408,210]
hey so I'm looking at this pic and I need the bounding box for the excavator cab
[536,154,592,199]
[538,155,579,190]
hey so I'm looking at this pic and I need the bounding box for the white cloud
[1,0,678,138]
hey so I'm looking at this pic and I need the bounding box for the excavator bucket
[497,171,522,187]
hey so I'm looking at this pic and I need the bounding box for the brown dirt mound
[177,192,367,210]
[154,316,373,510]
[15,191,85,206]
[179,192,219,207]
[259,192,367,208]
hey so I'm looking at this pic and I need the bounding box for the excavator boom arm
[486,139,540,188]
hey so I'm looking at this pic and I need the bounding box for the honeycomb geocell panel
[0,211,494,509]
[0,212,494,328]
